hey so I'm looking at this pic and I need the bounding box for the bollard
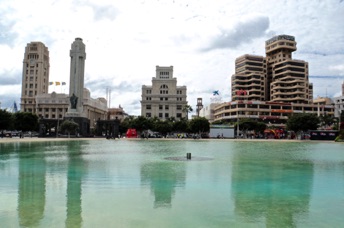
[186,153,191,160]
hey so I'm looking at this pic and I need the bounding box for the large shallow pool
[0,139,343,227]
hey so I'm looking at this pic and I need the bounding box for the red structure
[126,129,137,138]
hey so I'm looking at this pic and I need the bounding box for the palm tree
[182,105,193,120]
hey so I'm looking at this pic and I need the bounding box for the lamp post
[237,112,240,138]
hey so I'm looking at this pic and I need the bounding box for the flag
[49,82,54,85]
[62,82,66,85]
[55,82,61,86]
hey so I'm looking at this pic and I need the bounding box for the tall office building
[20,42,50,113]
[231,35,312,104]
[141,66,188,120]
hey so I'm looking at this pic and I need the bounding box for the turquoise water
[0,139,343,227]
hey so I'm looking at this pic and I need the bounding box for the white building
[199,103,218,123]
[333,82,344,122]
[141,66,188,120]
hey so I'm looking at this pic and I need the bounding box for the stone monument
[64,38,90,135]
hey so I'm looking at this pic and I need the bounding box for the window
[159,113,162,118]
[165,113,169,118]
[177,113,182,118]
[177,105,182,110]
[165,105,169,110]
[159,105,163,110]
[146,105,151,110]
[146,113,151,118]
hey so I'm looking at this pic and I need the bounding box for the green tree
[182,105,193,120]
[60,120,79,137]
[119,116,135,134]
[286,113,320,136]
[319,114,336,129]
[189,117,210,134]
[0,109,13,130]
[172,119,189,132]
[13,112,38,132]
[132,116,152,132]
[235,119,266,137]
[155,121,172,137]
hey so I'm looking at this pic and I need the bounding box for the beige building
[35,89,107,129]
[20,39,108,132]
[141,66,188,120]
[214,101,334,126]
[232,35,312,104]
[333,82,344,120]
[214,34,334,125]
[20,42,50,113]
[107,105,128,121]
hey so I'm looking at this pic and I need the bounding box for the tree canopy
[0,109,13,130]
[60,120,79,136]
[286,113,320,132]
[13,112,39,131]
[189,117,210,134]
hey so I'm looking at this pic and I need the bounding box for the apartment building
[231,35,312,104]
[141,66,188,120]
[214,35,334,124]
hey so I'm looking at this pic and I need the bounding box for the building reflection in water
[17,142,46,227]
[65,141,87,228]
[141,161,186,208]
[231,153,314,227]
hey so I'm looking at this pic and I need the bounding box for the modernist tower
[141,66,188,120]
[20,42,50,113]
[68,38,86,114]
[231,35,312,104]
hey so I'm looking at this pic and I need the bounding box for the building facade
[141,66,188,120]
[231,35,312,104]
[20,42,50,113]
[108,105,128,121]
[214,101,334,126]
[20,39,108,135]
[214,34,334,125]
[333,82,344,122]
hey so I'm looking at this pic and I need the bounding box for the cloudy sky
[1,0,344,115]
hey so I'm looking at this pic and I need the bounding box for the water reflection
[231,148,314,227]
[17,143,46,227]
[141,161,186,208]
[65,141,87,228]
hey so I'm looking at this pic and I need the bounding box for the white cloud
[0,0,344,112]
